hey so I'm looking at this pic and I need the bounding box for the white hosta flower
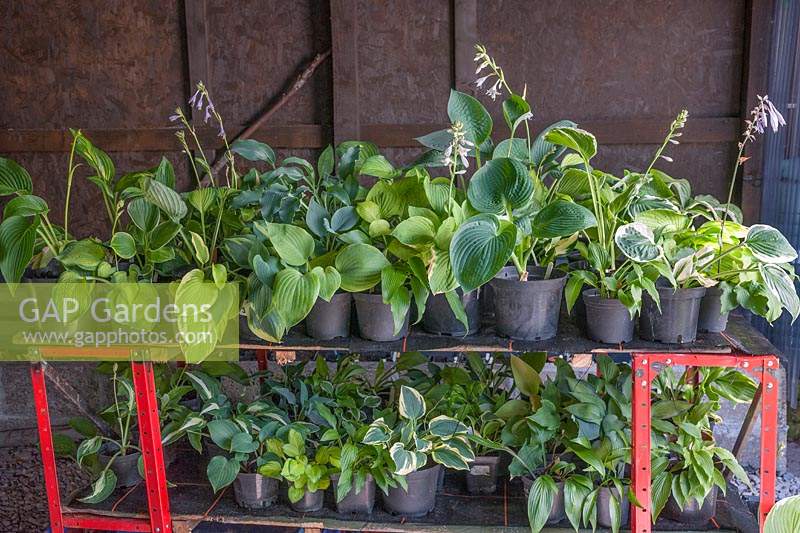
[475,75,490,88]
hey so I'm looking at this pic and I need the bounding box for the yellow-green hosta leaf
[335,244,389,292]
[265,223,314,267]
[270,269,321,327]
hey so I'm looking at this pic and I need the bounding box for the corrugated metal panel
[758,0,800,406]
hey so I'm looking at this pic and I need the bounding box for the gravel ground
[731,440,800,514]
[0,445,90,533]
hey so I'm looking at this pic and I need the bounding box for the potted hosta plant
[440,50,596,340]
[363,386,474,517]
[650,367,756,523]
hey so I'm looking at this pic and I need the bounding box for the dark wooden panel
[184,0,211,125]
[453,0,479,93]
[0,125,329,152]
[0,0,185,129]
[205,0,331,128]
[355,0,451,124]
[331,0,360,142]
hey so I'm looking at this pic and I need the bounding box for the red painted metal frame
[30,361,172,533]
[629,352,779,533]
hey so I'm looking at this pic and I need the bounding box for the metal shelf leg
[758,356,779,532]
[630,354,652,533]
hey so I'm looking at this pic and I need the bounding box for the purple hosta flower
[188,88,201,107]
[751,95,786,135]
[217,123,226,138]
[169,113,181,122]
[204,102,214,124]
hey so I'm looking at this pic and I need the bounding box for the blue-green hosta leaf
[447,89,492,145]
[415,129,452,151]
[3,195,48,217]
[270,269,321,327]
[531,199,596,238]
[330,206,358,233]
[398,385,426,420]
[206,455,241,493]
[311,266,341,302]
[335,243,389,292]
[544,126,598,161]
[527,475,558,533]
[745,224,798,264]
[0,157,33,195]
[493,138,530,162]
[391,216,436,247]
[265,223,314,267]
[450,214,516,292]
[0,215,37,283]
[760,264,800,321]
[142,177,187,221]
[78,469,117,504]
[467,158,533,214]
[615,222,661,262]
[231,139,275,166]
[110,232,136,259]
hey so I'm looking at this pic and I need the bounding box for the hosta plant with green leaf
[649,367,756,520]
[363,386,474,486]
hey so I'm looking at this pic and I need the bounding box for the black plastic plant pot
[288,486,324,513]
[566,261,589,331]
[382,465,440,517]
[490,266,567,340]
[100,452,142,488]
[521,476,565,524]
[233,473,278,509]
[421,289,481,336]
[639,286,707,343]
[331,473,376,515]
[466,455,501,495]
[597,486,629,529]
[582,289,635,344]
[353,292,409,342]
[697,286,729,333]
[305,292,352,340]
[664,485,717,524]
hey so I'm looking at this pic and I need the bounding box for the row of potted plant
[61,353,757,532]
[0,46,796,352]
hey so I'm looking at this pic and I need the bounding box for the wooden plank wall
[0,0,769,236]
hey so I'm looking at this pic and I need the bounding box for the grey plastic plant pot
[664,485,717,524]
[288,486,324,513]
[233,473,278,509]
[490,266,567,340]
[582,289,635,344]
[100,452,142,488]
[597,486,629,529]
[466,455,501,495]
[353,292,409,341]
[331,473,376,514]
[382,465,440,517]
[305,292,352,340]
[697,286,729,333]
[639,285,707,343]
[422,288,481,335]
[521,476,565,524]
[436,464,445,492]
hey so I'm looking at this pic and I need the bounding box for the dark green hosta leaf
[450,214,516,292]
[493,138,530,162]
[615,222,661,262]
[3,195,48,217]
[231,139,275,166]
[79,469,117,504]
[531,199,596,238]
[187,188,216,215]
[270,268,321,327]
[0,157,33,196]
[447,89,492,146]
[502,94,531,132]
[150,220,180,250]
[72,130,115,184]
[415,129,452,151]
[110,232,136,259]
[0,215,37,283]
[335,243,389,292]
[467,158,532,214]
[530,120,578,170]
[142,178,187,221]
[444,289,469,332]
[564,475,593,530]
[59,239,106,270]
[317,144,334,178]
[544,126,597,161]
[745,224,798,264]
[652,471,673,520]
[527,475,558,533]
[206,455,241,493]
[398,385,425,420]
[511,355,541,399]
[265,223,314,267]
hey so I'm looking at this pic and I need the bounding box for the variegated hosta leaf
[442,434,475,462]
[431,444,470,470]
[745,224,798,264]
[760,264,800,322]
[398,385,426,420]
[615,222,661,262]
[390,442,425,476]
[429,415,469,437]
[362,418,392,445]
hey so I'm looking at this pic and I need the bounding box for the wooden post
[330,0,360,144]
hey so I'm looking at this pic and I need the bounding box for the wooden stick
[204,49,332,184]
[42,362,114,437]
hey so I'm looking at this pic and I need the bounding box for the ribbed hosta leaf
[392,216,436,246]
[615,222,661,262]
[142,178,187,221]
[311,266,341,302]
[127,198,160,232]
[531,120,578,170]
[266,223,314,267]
[493,138,530,162]
[270,268,320,327]
[745,224,798,264]
[634,209,691,233]
[447,89,492,145]
[544,126,598,161]
[335,243,389,292]
[0,215,37,283]
[765,494,800,532]
[3,195,48,217]
[0,157,33,196]
[467,158,532,214]
[760,264,800,321]
[531,199,596,238]
[450,214,516,292]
